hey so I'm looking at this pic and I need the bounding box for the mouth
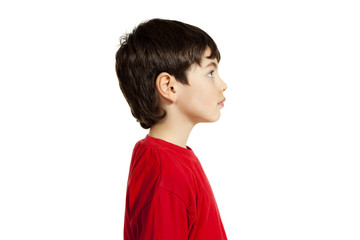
[218,98,226,106]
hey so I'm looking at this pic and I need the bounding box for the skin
[149,47,227,148]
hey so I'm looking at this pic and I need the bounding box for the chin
[213,115,221,122]
[201,113,221,123]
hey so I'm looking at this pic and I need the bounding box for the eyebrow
[204,61,218,69]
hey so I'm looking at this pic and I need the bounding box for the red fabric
[124,135,227,240]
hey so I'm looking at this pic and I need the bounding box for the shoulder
[128,139,198,215]
[131,139,161,167]
[130,139,196,191]
[128,140,161,188]
[156,146,199,216]
[130,138,196,182]
[126,140,161,220]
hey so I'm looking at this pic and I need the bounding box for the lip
[218,98,226,106]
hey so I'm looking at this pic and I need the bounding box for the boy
[115,18,227,240]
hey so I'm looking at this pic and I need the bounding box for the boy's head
[115,18,222,129]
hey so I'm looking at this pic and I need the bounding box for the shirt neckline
[144,135,193,153]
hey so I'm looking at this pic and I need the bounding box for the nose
[219,77,227,92]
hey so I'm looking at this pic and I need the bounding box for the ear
[155,72,177,103]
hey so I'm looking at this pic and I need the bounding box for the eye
[207,71,215,78]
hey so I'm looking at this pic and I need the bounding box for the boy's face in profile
[176,47,227,124]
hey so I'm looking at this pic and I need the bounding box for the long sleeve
[128,187,191,240]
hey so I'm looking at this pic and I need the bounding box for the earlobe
[156,72,177,103]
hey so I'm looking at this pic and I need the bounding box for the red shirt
[124,135,227,240]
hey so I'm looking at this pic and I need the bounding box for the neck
[149,116,195,149]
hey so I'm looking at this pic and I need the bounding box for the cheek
[197,85,218,104]
[182,77,219,110]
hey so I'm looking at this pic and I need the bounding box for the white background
[1,0,359,239]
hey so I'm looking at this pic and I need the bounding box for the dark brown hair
[115,18,220,129]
